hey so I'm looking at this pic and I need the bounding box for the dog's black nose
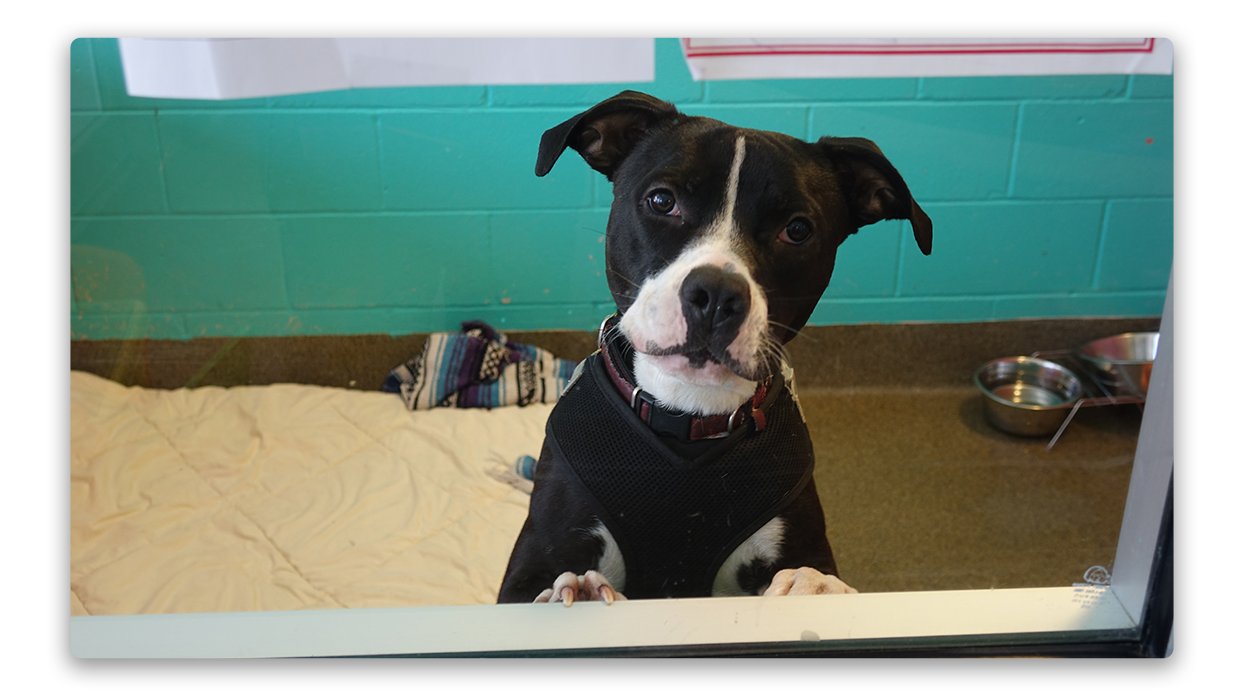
[679,265,751,343]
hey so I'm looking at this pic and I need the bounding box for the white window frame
[69,281,1174,659]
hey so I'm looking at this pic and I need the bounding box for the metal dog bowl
[1077,332,1159,397]
[974,356,1084,437]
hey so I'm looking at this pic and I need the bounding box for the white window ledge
[70,584,1137,659]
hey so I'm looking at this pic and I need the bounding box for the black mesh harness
[544,334,816,598]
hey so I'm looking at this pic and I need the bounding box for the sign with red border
[680,38,1172,79]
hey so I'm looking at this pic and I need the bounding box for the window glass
[69,38,1173,657]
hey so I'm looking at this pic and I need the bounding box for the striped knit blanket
[383,321,579,410]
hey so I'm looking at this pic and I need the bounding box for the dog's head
[537,91,932,396]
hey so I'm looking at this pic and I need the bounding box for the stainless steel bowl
[1077,331,1159,397]
[974,356,1084,436]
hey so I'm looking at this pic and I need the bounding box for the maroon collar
[597,315,772,441]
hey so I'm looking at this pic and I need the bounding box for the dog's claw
[764,567,858,596]
[534,570,624,606]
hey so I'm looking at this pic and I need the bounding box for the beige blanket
[70,370,548,616]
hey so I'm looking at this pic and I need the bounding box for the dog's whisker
[755,334,790,375]
[604,264,644,299]
[767,319,806,342]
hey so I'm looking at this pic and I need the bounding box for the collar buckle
[726,403,747,434]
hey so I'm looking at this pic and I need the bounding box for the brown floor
[803,387,1141,592]
[70,316,1158,593]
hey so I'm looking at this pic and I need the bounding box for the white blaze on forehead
[721,134,747,238]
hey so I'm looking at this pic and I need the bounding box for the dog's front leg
[763,567,858,596]
[533,570,627,607]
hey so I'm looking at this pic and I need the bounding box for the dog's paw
[763,567,858,596]
[532,570,627,607]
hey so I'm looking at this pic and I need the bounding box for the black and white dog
[497,91,932,605]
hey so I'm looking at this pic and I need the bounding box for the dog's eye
[646,190,679,216]
[779,218,813,244]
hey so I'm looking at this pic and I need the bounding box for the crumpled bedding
[70,370,548,616]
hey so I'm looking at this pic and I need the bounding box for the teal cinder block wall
[70,38,1174,340]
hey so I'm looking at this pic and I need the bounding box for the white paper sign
[117,38,656,100]
[680,38,1173,80]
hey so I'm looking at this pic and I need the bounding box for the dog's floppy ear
[818,136,933,256]
[535,90,679,180]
